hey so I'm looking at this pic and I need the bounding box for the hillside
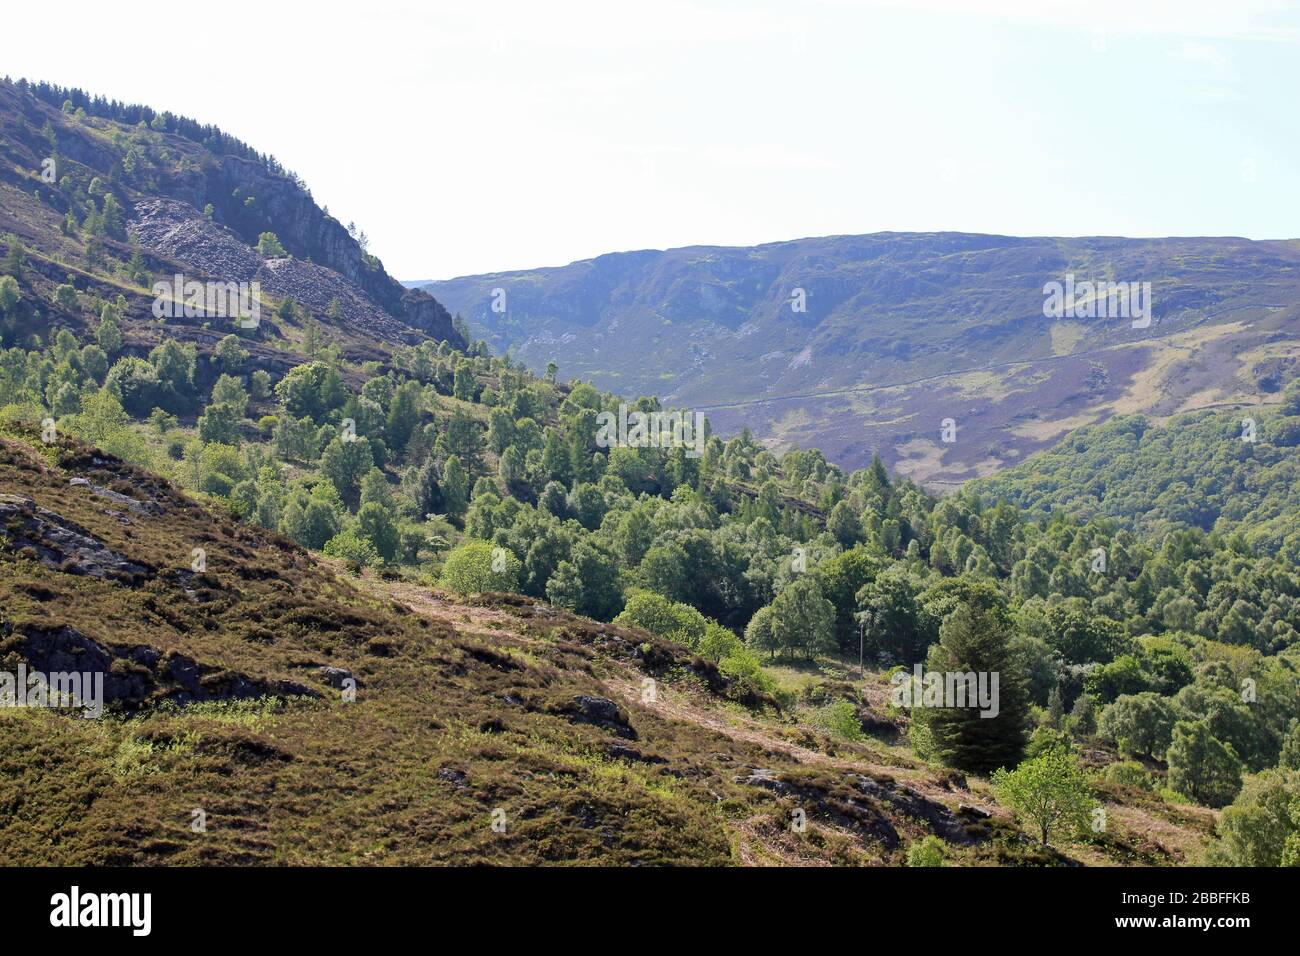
[972,389,1300,561]
[0,77,465,376]
[1,424,1074,865]
[416,233,1300,483]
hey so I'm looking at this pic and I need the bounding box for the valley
[1,75,1297,871]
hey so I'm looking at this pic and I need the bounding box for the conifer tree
[919,601,1029,774]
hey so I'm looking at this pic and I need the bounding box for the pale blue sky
[7,0,1300,278]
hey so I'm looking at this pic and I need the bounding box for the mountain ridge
[418,232,1300,484]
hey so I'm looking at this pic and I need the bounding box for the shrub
[613,590,709,650]
[808,699,863,741]
[991,750,1095,846]
[717,645,775,698]
[698,621,743,662]
[1102,760,1154,791]
[257,232,287,257]
[323,528,381,569]
[906,836,946,867]
[439,540,520,596]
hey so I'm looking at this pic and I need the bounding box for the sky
[6,0,1300,279]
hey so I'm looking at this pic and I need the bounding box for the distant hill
[417,233,1300,483]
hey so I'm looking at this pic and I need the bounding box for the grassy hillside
[1,425,1232,865]
[2,424,1080,866]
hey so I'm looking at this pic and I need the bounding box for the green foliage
[808,699,863,741]
[214,334,249,373]
[356,501,400,563]
[1045,604,1127,665]
[279,485,342,549]
[105,357,165,416]
[716,644,775,698]
[991,749,1095,845]
[148,338,197,404]
[976,405,1300,562]
[275,362,345,422]
[257,232,287,257]
[52,284,79,312]
[1068,692,1097,737]
[320,436,373,506]
[439,540,521,596]
[1102,760,1154,791]
[96,306,123,355]
[2,234,26,278]
[763,576,836,660]
[193,442,245,497]
[614,590,709,649]
[906,836,946,867]
[917,601,1030,775]
[1099,692,1177,759]
[323,527,381,568]
[1166,720,1243,808]
[856,565,929,664]
[0,275,18,314]
[197,400,243,444]
[1207,769,1300,866]
[1025,725,1071,760]
[546,540,621,621]
[814,547,883,652]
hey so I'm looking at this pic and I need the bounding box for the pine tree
[919,602,1029,775]
[441,455,469,521]
[4,234,27,278]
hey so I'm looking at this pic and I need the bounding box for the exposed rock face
[205,155,464,346]
[129,199,449,346]
[317,666,354,689]
[5,622,320,709]
[0,77,465,353]
[733,767,988,852]
[0,494,150,583]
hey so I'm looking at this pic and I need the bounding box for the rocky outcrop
[733,767,989,851]
[554,694,638,739]
[0,494,150,583]
[4,621,320,710]
[204,156,464,346]
[0,78,465,353]
[129,199,443,346]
